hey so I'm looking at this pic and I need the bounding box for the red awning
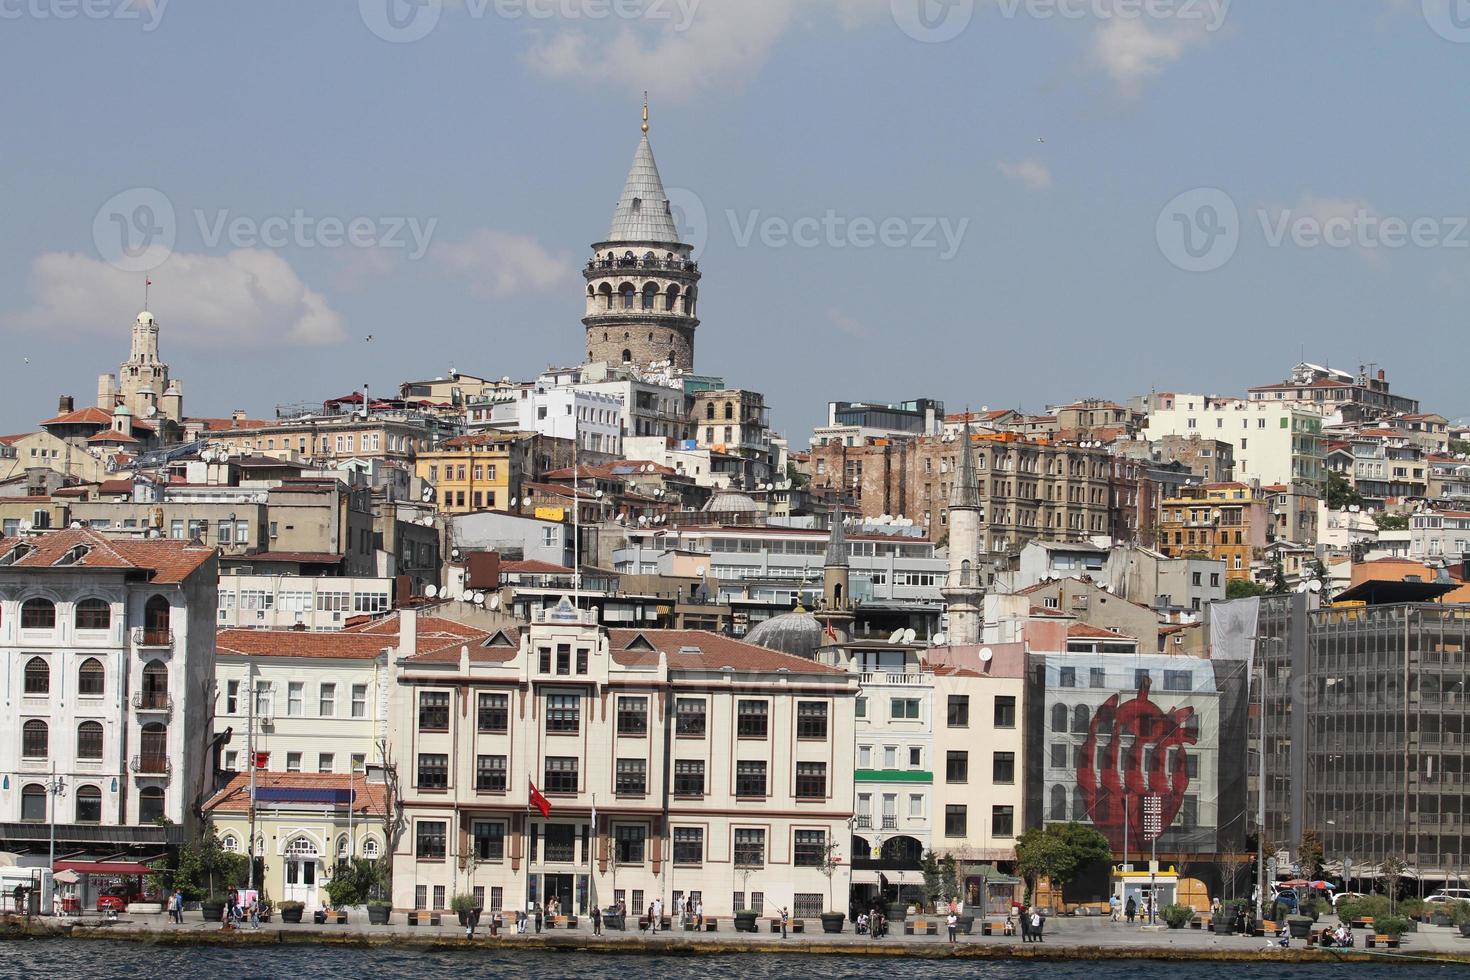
[53,861,153,876]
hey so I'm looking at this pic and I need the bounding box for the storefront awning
[53,860,153,876]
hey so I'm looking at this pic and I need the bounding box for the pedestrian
[652,897,662,934]
[249,900,259,930]
[592,904,602,936]
[1109,893,1119,922]
[1029,908,1044,943]
[1125,895,1136,924]
[947,911,958,943]
[780,906,789,939]
[696,899,704,930]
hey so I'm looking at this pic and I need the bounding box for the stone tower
[583,103,701,372]
[820,501,855,645]
[98,310,178,421]
[941,423,985,645]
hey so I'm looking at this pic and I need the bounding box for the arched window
[705,402,715,420]
[621,349,632,363]
[140,722,167,771]
[665,285,680,311]
[724,401,734,420]
[76,721,104,760]
[22,719,48,759]
[286,836,318,857]
[1050,703,1068,733]
[141,661,169,709]
[361,837,381,859]
[598,282,613,310]
[337,835,350,860]
[75,785,102,823]
[138,787,165,823]
[221,833,240,853]
[78,658,104,696]
[1072,704,1091,734]
[21,784,46,822]
[641,283,658,310]
[23,656,49,695]
[619,284,635,309]
[143,595,170,640]
[1049,784,1067,821]
[75,598,111,631]
[1072,786,1087,820]
[21,597,55,629]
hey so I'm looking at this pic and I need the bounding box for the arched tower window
[621,349,632,363]
[619,284,635,309]
[642,283,658,310]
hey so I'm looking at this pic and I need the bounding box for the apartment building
[216,573,394,630]
[389,599,858,919]
[1409,509,1470,561]
[690,389,772,467]
[1114,434,1235,485]
[1156,483,1270,582]
[0,530,216,860]
[1248,363,1419,423]
[466,384,623,458]
[1145,394,1326,489]
[812,399,944,447]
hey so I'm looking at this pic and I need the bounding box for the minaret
[941,422,985,645]
[820,500,854,644]
[582,98,701,373]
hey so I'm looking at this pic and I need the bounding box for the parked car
[1332,891,1365,912]
[96,884,146,912]
[1425,889,1470,905]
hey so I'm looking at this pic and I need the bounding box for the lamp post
[46,764,68,880]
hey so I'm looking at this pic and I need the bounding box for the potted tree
[818,837,845,933]
[1447,900,1470,938]
[279,900,305,923]
[943,855,973,935]
[1162,904,1194,930]
[1374,915,1410,947]
[1286,914,1314,939]
[734,865,758,932]
[451,893,480,927]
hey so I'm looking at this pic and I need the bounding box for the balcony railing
[855,815,872,830]
[132,627,174,649]
[132,692,173,712]
[881,815,898,830]
[131,755,172,776]
[859,672,927,686]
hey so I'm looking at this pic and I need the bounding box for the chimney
[1377,369,1385,382]
[58,395,74,414]
[399,608,418,660]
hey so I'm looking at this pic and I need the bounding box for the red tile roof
[346,610,513,664]
[217,629,393,661]
[1067,623,1135,640]
[189,416,268,431]
[204,771,387,817]
[608,629,846,674]
[0,433,34,445]
[238,551,345,564]
[88,430,140,444]
[501,559,574,574]
[98,479,135,494]
[40,406,113,427]
[0,528,214,582]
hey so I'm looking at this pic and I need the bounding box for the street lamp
[46,765,68,880]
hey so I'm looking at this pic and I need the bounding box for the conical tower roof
[950,422,981,510]
[824,502,848,568]
[605,134,681,245]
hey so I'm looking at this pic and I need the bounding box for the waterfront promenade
[6,911,1467,963]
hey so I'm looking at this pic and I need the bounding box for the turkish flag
[529,780,552,819]
[253,752,269,770]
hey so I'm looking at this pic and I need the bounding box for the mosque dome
[745,609,824,661]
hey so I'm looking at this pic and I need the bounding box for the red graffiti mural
[1075,676,1196,850]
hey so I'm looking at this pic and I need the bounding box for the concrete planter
[886,904,909,922]
[199,901,225,922]
[820,913,845,933]
[128,903,164,915]
[733,911,758,933]
[280,907,304,923]
[368,905,392,925]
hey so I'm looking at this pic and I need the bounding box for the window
[735,760,767,797]
[286,752,302,772]
[138,787,165,823]
[673,760,705,796]
[890,698,919,720]
[75,785,102,823]
[946,751,969,783]
[616,696,648,735]
[1089,667,1107,689]
[1050,743,1067,768]
[78,658,104,696]
[477,692,508,732]
[1134,669,1151,689]
[76,721,103,760]
[544,756,578,793]
[417,754,448,789]
[75,598,111,630]
[473,821,506,860]
[793,893,824,918]
[733,829,766,868]
[855,697,867,718]
[253,681,273,717]
[615,824,646,865]
[736,700,769,738]
[22,719,47,759]
[947,695,969,727]
[994,696,1017,728]
[793,830,826,867]
[474,755,507,791]
[416,821,447,859]
[676,698,706,736]
[992,805,1015,837]
[796,701,828,739]
[21,598,55,629]
[418,691,450,731]
[351,754,366,774]
[672,827,703,865]
[945,804,968,837]
[317,753,334,773]
[1059,666,1076,688]
[351,684,368,718]
[1164,670,1192,692]
[21,784,46,821]
[795,762,827,799]
[546,694,580,733]
[23,657,49,695]
[616,758,648,795]
[993,751,1016,784]
[319,682,336,716]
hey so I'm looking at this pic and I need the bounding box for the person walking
[652,897,662,934]
[695,899,704,930]
[1019,906,1031,942]
[1029,908,1044,943]
[172,889,184,924]
[1125,895,1137,924]
[249,899,260,930]
[947,910,958,944]
[1109,893,1119,922]
[591,904,602,936]
[780,906,789,939]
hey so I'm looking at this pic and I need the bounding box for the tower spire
[642,92,649,134]
[824,498,848,568]
[950,419,981,510]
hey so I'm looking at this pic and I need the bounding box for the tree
[150,826,249,900]
[1374,512,1408,530]
[1014,822,1111,907]
[920,849,944,910]
[939,853,961,905]
[1227,579,1270,599]
[818,835,843,913]
[323,857,384,907]
[1297,829,1324,881]
[1269,556,1289,595]
[1450,439,1470,456]
[1326,470,1362,510]
[1378,855,1406,913]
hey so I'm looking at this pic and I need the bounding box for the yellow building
[1156,482,1269,582]
[415,433,524,514]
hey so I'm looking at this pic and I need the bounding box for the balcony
[132,628,174,649]
[855,815,872,830]
[881,815,898,830]
[131,755,172,776]
[131,692,173,713]
[859,671,926,686]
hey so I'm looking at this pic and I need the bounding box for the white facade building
[469,384,623,457]
[216,573,394,631]
[1145,394,1326,489]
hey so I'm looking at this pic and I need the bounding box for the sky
[2,0,1468,440]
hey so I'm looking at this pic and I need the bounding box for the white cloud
[998,159,1053,191]
[431,228,574,300]
[1090,15,1219,95]
[826,307,870,338]
[3,249,345,347]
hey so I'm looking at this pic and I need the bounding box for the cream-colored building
[389,599,858,919]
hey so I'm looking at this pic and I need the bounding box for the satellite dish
[473,592,486,605]
[1308,580,1323,593]
[421,487,433,502]
[932,632,948,646]
[489,594,502,610]
[594,489,604,498]
[980,647,994,663]
[638,516,648,525]
[902,629,917,644]
[451,548,461,559]
[454,589,467,602]
[425,584,438,598]
[1295,583,1310,594]
[510,497,519,507]
[695,565,706,577]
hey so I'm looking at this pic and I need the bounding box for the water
[0,943,1459,980]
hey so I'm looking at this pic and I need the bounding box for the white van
[1425,888,1470,905]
